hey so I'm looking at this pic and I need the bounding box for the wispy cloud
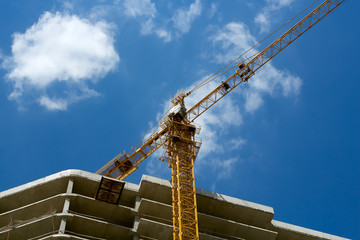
[255,0,295,33]
[144,77,243,181]
[244,64,301,112]
[210,22,257,64]
[2,11,119,110]
[203,21,301,176]
[121,0,172,42]
[209,157,239,191]
[210,21,301,113]
[123,0,156,18]
[155,29,172,42]
[194,22,300,188]
[185,78,243,158]
[208,3,218,19]
[38,87,100,111]
[229,137,246,150]
[39,96,68,111]
[145,21,301,188]
[172,0,202,34]
[120,0,202,42]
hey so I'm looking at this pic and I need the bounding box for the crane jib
[96,1,346,238]
[97,0,345,181]
[186,0,345,124]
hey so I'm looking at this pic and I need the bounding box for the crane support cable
[186,0,345,123]
[126,108,170,156]
[96,0,345,182]
[96,107,171,176]
[95,0,346,239]
[96,126,170,178]
[187,0,321,96]
[97,0,323,178]
[248,0,345,73]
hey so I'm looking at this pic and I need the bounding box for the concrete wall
[0,170,350,240]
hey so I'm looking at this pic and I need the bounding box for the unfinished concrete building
[0,170,350,240]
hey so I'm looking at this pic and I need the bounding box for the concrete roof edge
[271,220,351,240]
[0,169,101,199]
[196,188,274,215]
[140,174,172,187]
[124,181,140,192]
[140,174,273,215]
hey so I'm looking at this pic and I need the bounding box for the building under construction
[0,170,350,240]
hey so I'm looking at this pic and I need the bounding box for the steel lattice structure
[96,1,345,239]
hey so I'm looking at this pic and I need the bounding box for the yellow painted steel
[186,0,345,123]
[95,1,345,239]
[166,119,200,240]
[97,0,345,182]
[161,94,200,239]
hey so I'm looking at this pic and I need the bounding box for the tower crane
[96,0,345,239]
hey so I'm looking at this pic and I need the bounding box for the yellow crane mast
[164,95,200,240]
[96,0,345,239]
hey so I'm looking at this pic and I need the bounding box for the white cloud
[89,5,115,21]
[120,0,202,42]
[122,0,173,42]
[181,78,243,188]
[216,157,238,179]
[139,19,172,43]
[155,29,172,42]
[210,157,239,189]
[140,18,155,35]
[124,0,156,18]
[140,20,301,189]
[172,0,202,34]
[210,22,301,113]
[210,22,257,64]
[228,137,246,150]
[144,75,244,183]
[140,20,172,42]
[208,3,218,19]
[187,84,241,156]
[245,64,301,112]
[145,21,302,186]
[254,13,270,33]
[244,91,264,112]
[255,0,295,33]
[39,96,68,111]
[267,0,294,8]
[62,1,74,11]
[3,11,119,110]
[37,87,100,111]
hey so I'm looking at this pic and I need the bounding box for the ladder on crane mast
[96,0,345,239]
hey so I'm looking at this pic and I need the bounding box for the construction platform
[0,170,350,240]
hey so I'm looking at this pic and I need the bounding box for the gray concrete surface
[0,169,351,240]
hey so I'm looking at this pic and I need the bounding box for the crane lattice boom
[96,0,345,239]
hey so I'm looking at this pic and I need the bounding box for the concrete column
[58,218,67,234]
[58,197,71,234]
[66,178,74,194]
[134,196,141,211]
[62,198,70,213]
[133,215,140,232]
[133,196,141,236]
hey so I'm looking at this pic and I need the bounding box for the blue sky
[0,0,358,238]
